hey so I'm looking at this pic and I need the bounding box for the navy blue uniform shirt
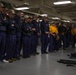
[32,20,40,35]
[14,15,22,32]
[22,21,32,36]
[0,12,8,32]
[58,25,67,35]
[6,16,17,35]
[40,20,49,34]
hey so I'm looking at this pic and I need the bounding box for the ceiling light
[63,20,70,22]
[54,1,72,5]
[15,7,29,10]
[40,14,48,17]
[52,17,60,20]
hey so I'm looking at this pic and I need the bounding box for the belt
[0,31,6,32]
[52,32,56,34]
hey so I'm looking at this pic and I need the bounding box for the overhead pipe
[11,4,41,15]
[41,0,57,12]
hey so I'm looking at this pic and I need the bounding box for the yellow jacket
[71,28,76,35]
[49,24,58,35]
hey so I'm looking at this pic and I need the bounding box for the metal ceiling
[0,0,76,22]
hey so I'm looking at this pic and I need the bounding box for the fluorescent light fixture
[54,1,72,5]
[52,17,60,20]
[41,14,48,17]
[63,20,70,22]
[15,7,29,10]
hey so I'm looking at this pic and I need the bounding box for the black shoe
[67,54,70,56]
[41,52,45,54]
[19,54,22,57]
[32,53,36,56]
[16,57,21,60]
[22,56,28,59]
[53,50,58,53]
[27,55,30,58]
[42,52,48,54]
[44,52,48,54]
[49,51,54,53]
[63,48,66,50]
[12,58,17,61]
[22,56,30,59]
[7,59,13,63]
[59,48,62,50]
[35,52,39,55]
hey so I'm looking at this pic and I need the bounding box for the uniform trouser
[35,36,38,53]
[41,34,48,53]
[15,32,21,57]
[59,35,67,49]
[54,37,60,51]
[0,32,6,61]
[71,35,76,48]
[58,34,62,48]
[48,34,55,52]
[6,35,16,60]
[31,35,38,54]
[22,35,31,57]
[66,34,71,48]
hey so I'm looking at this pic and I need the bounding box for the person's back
[58,25,67,35]
[49,24,58,35]
[40,16,49,54]
[71,28,76,35]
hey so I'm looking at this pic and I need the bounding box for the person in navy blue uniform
[22,15,31,58]
[6,10,17,63]
[14,12,24,60]
[0,3,8,62]
[40,16,49,54]
[31,15,40,55]
[66,24,72,48]
[28,16,35,55]
[58,22,67,50]
[71,24,76,48]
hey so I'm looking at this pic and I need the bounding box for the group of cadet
[0,2,76,63]
[0,3,41,63]
[41,21,76,54]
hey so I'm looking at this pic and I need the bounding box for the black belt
[0,31,6,32]
[52,33,56,34]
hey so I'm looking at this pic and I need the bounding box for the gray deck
[0,46,76,75]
